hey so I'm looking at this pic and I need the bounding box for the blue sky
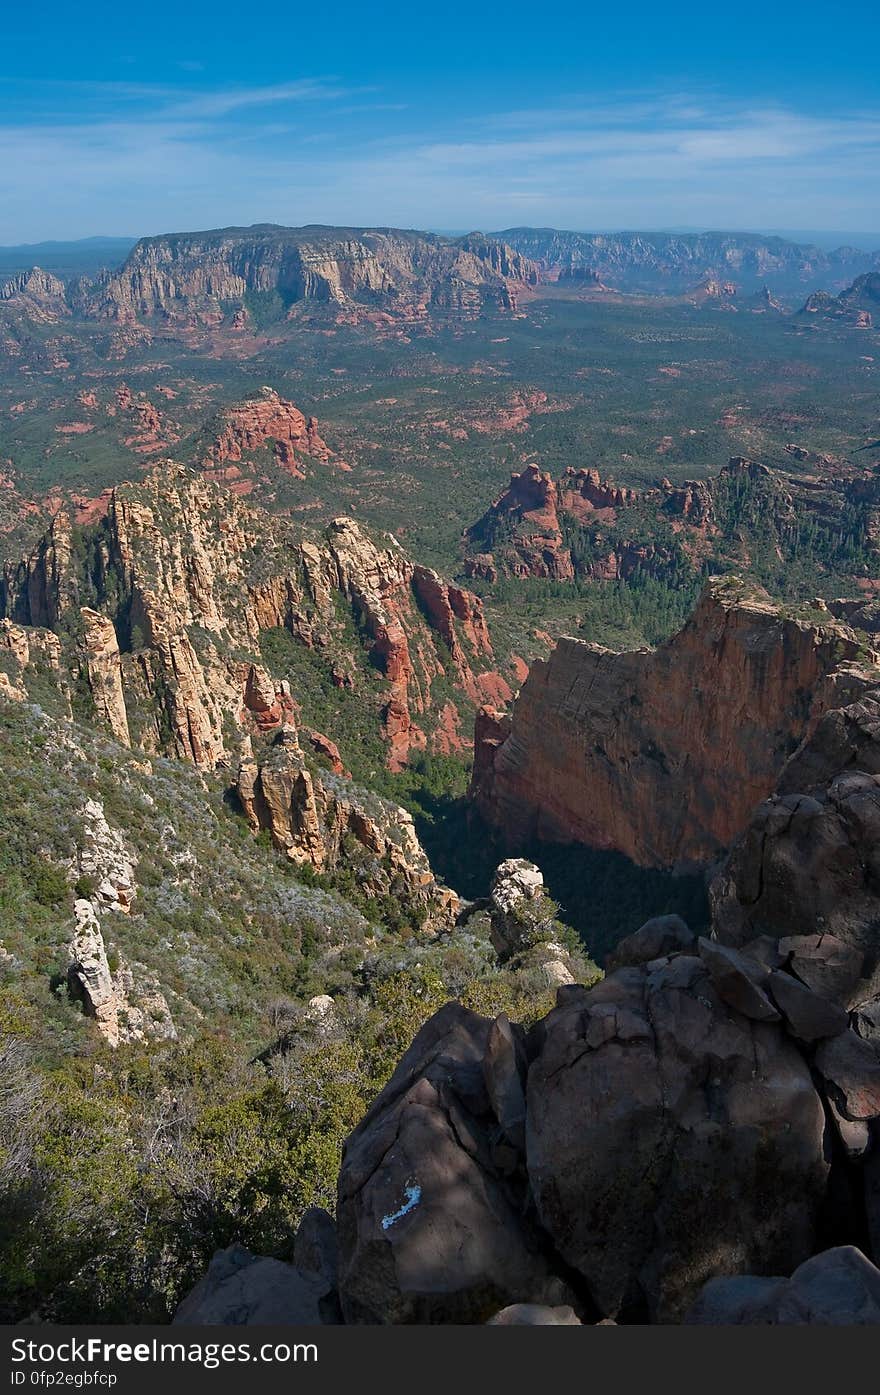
[2,0,879,242]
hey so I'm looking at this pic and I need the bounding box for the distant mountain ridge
[4,223,880,324]
[496,227,880,296]
[0,236,137,282]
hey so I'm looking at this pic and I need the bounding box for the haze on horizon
[2,0,878,245]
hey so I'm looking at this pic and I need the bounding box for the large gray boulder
[173,1243,337,1325]
[606,914,695,971]
[336,1002,569,1323]
[685,1246,880,1324]
[525,955,829,1322]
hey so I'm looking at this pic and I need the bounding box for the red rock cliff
[471,577,880,869]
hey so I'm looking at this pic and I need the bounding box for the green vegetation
[0,695,566,1322]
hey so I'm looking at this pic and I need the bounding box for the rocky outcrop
[74,797,136,913]
[333,905,880,1323]
[466,464,573,581]
[685,1247,880,1325]
[173,1242,339,1326]
[711,690,880,1006]
[80,609,130,745]
[177,881,880,1325]
[464,456,880,587]
[68,899,124,1045]
[0,618,66,704]
[471,577,880,868]
[456,858,585,987]
[235,724,458,927]
[67,897,174,1048]
[202,387,337,480]
[2,468,505,771]
[0,267,69,322]
[64,801,174,1046]
[81,225,538,325]
[800,273,880,328]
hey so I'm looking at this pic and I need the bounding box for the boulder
[780,934,865,1008]
[685,1247,880,1325]
[710,743,880,1008]
[814,1030,880,1121]
[173,1244,336,1325]
[294,1207,338,1290]
[525,957,829,1322]
[606,915,695,971]
[855,997,880,1046]
[767,970,849,1041]
[482,1013,527,1152]
[336,1003,566,1324]
[697,938,780,1021]
[684,1274,787,1324]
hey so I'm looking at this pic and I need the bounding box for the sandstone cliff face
[236,724,458,928]
[83,226,538,325]
[471,578,880,869]
[2,467,505,770]
[1,507,79,628]
[80,608,130,746]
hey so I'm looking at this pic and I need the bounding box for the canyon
[176,607,880,1324]
[471,576,880,869]
[3,217,880,1328]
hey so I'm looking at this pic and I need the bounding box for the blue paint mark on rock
[381,1183,422,1230]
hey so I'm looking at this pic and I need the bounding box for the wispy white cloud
[164,79,360,119]
[0,88,877,240]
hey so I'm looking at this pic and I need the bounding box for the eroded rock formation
[202,387,338,480]
[2,467,506,770]
[67,897,174,1048]
[0,266,70,322]
[236,723,458,927]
